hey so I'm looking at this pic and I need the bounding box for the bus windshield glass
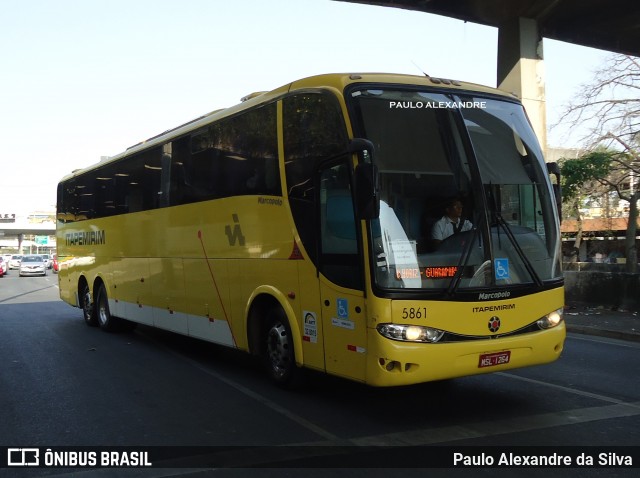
[349,88,562,291]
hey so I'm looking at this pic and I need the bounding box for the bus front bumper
[364,322,566,387]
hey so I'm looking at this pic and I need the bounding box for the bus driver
[431,198,473,246]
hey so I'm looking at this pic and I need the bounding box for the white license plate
[478,351,511,368]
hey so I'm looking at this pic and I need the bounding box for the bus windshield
[349,88,562,292]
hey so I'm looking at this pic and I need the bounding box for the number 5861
[402,307,426,319]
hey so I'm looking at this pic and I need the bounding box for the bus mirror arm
[546,162,562,222]
[348,138,375,156]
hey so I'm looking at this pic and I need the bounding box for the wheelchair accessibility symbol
[337,298,349,319]
[494,258,510,280]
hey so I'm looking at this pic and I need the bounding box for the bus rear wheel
[81,283,98,327]
[264,311,303,388]
[96,284,121,332]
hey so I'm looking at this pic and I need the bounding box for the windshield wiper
[445,209,544,295]
[446,215,484,297]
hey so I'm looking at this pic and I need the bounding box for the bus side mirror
[354,162,380,220]
[547,162,562,222]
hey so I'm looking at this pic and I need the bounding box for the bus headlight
[377,323,445,343]
[537,308,564,330]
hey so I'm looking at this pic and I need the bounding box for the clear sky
[0,0,610,215]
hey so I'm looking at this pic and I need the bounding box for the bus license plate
[478,351,511,368]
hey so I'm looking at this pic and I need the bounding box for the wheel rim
[98,295,109,326]
[266,321,291,379]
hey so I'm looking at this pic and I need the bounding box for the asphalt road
[1,272,638,477]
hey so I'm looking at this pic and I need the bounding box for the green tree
[559,151,612,262]
[560,150,639,271]
[556,54,640,272]
[596,147,640,272]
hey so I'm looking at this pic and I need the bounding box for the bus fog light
[377,324,445,343]
[537,308,564,329]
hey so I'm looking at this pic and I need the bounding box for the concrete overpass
[0,222,56,237]
[341,0,640,151]
[0,222,56,252]
[344,0,639,56]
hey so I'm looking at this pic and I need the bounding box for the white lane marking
[138,330,341,443]
[497,372,640,406]
[350,401,640,446]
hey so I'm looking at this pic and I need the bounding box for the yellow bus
[57,73,565,387]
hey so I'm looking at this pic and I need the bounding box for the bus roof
[60,72,515,181]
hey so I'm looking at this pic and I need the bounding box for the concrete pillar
[497,17,547,155]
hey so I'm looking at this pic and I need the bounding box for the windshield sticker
[494,258,510,280]
[390,240,417,264]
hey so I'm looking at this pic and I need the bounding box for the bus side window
[283,91,349,266]
[170,103,280,207]
[142,147,163,210]
[319,162,362,290]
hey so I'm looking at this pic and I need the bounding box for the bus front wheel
[264,310,303,388]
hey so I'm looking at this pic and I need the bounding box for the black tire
[263,310,304,388]
[81,283,99,327]
[96,283,120,332]
[94,284,136,332]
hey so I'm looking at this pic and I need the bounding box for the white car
[19,255,47,277]
[8,254,22,270]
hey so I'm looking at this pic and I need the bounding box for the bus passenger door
[318,162,367,382]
